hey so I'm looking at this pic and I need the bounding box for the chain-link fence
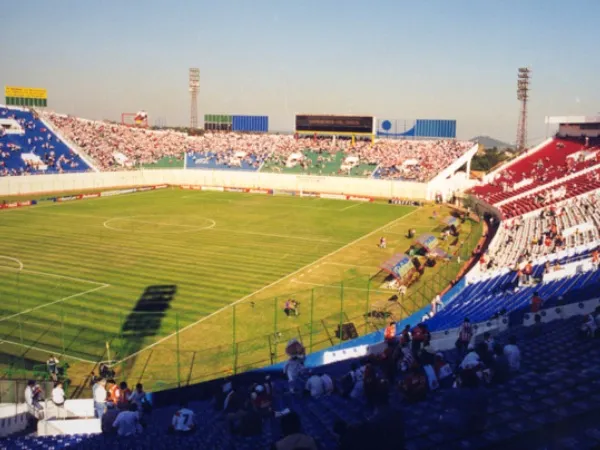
[1,220,482,393]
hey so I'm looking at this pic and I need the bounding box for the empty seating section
[471,138,598,205]
[0,107,88,176]
[486,194,600,268]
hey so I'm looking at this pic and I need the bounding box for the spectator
[107,379,120,406]
[320,373,334,395]
[93,379,107,420]
[491,344,510,385]
[399,363,428,403]
[384,321,396,343]
[305,372,325,398]
[440,369,488,435]
[399,324,411,346]
[580,313,597,338]
[127,383,147,418]
[433,353,454,389]
[483,331,495,353]
[51,381,65,418]
[170,401,196,434]
[531,291,543,313]
[46,355,59,382]
[250,384,272,416]
[25,380,43,421]
[504,336,521,372]
[118,381,131,410]
[283,354,305,394]
[113,403,142,437]
[272,411,318,450]
[456,317,473,358]
[101,404,120,434]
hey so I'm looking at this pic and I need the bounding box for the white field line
[340,203,362,212]
[291,279,392,294]
[0,284,109,323]
[0,339,97,364]
[115,207,421,364]
[208,228,343,244]
[0,256,24,271]
[0,265,108,287]
[0,188,165,214]
[324,262,380,270]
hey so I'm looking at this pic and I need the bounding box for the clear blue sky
[2,0,599,143]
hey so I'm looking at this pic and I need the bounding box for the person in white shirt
[321,374,334,395]
[305,373,325,398]
[113,404,141,436]
[483,332,495,353]
[52,381,65,406]
[127,383,147,418]
[283,356,304,394]
[503,336,521,372]
[170,401,196,434]
[93,379,107,420]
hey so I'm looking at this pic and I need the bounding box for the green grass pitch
[0,188,480,389]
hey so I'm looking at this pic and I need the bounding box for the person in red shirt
[400,363,427,403]
[531,291,543,313]
[384,321,396,343]
[592,249,599,268]
[523,262,533,284]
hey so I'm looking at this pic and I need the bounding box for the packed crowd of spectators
[0,108,84,176]
[42,112,187,170]
[40,111,472,181]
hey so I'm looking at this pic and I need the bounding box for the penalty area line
[114,211,418,365]
[0,284,110,323]
[0,339,98,364]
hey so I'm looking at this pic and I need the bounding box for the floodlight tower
[516,67,531,152]
[189,68,200,129]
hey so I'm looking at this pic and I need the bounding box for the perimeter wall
[0,169,429,199]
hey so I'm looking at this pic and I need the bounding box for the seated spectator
[321,373,334,395]
[272,411,318,450]
[433,353,454,389]
[483,331,495,353]
[491,344,510,385]
[101,404,120,435]
[504,336,521,372]
[580,313,597,339]
[250,384,272,416]
[51,381,65,417]
[127,383,149,420]
[113,403,142,437]
[304,371,325,398]
[169,401,196,434]
[399,363,428,403]
[440,369,488,435]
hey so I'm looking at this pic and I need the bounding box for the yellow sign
[5,86,47,100]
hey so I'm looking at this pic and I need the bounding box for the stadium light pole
[516,67,531,152]
[189,68,200,129]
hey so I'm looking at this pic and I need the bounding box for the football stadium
[2,3,600,449]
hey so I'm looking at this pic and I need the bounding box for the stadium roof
[545,115,600,124]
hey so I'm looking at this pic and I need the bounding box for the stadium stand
[36,111,474,180]
[0,107,89,176]
[471,138,600,206]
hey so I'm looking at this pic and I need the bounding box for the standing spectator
[46,355,59,382]
[384,321,396,343]
[456,317,473,358]
[51,381,65,418]
[283,349,305,395]
[272,411,318,450]
[531,292,543,313]
[170,401,196,434]
[113,403,142,436]
[107,379,120,407]
[128,383,148,420]
[504,336,521,372]
[431,295,443,314]
[25,380,44,422]
[490,345,510,385]
[93,379,107,420]
[118,382,131,410]
[399,324,411,346]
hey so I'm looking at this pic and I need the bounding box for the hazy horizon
[2,0,599,145]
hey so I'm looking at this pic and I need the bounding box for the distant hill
[470,136,515,150]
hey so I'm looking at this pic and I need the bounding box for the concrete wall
[0,169,429,200]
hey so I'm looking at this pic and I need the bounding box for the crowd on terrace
[37,111,472,182]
